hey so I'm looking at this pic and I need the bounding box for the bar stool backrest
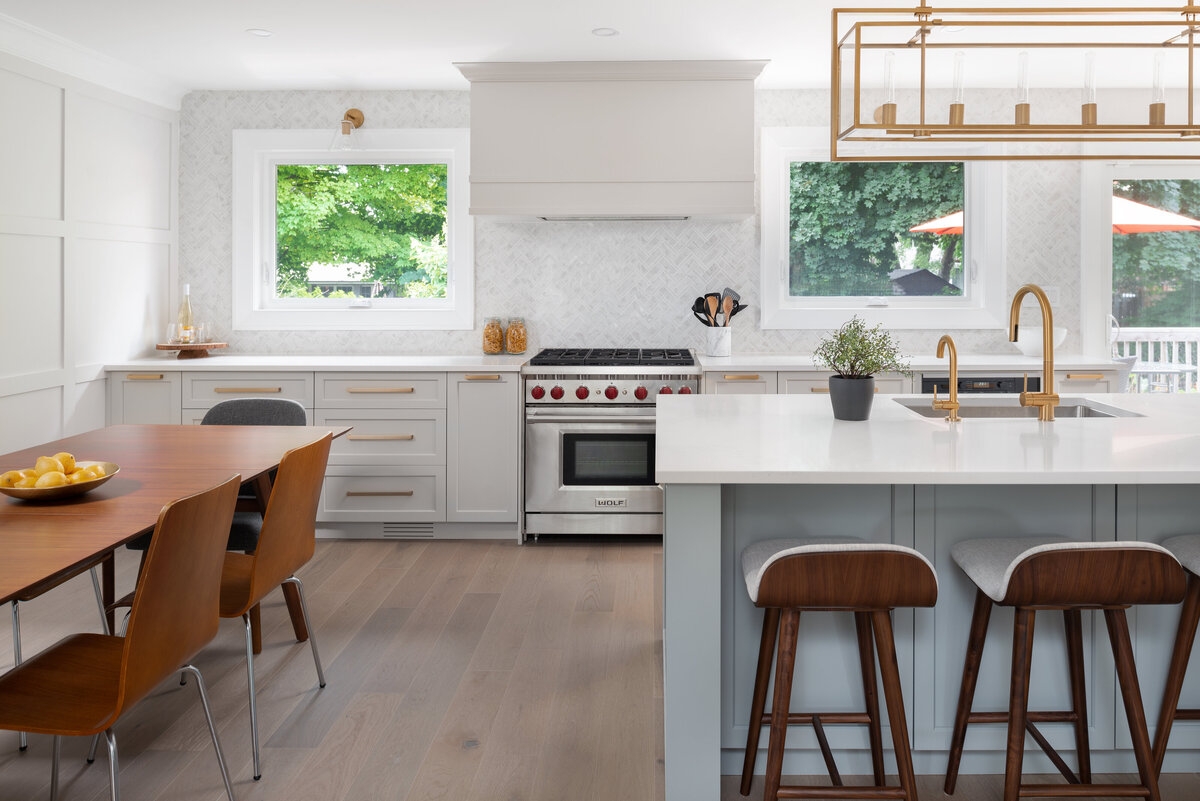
[1003,545,1187,607]
[757,550,938,609]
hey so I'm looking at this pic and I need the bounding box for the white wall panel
[0,385,62,452]
[0,233,63,379]
[74,239,169,367]
[67,379,107,436]
[70,94,172,230]
[0,68,63,221]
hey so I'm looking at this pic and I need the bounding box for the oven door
[525,408,661,514]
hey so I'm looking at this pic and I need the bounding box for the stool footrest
[761,712,873,726]
[1024,721,1079,785]
[968,710,1078,724]
[777,787,907,799]
[1174,708,1200,721]
[1018,783,1149,797]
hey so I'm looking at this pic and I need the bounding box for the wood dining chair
[0,474,241,801]
[220,433,332,781]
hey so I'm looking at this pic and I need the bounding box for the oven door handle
[525,414,658,425]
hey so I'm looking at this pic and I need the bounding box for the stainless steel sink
[895,398,1143,419]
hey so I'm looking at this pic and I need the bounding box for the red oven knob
[530,385,545,400]
[634,386,648,400]
[550,386,564,400]
[678,386,693,394]
[659,386,673,395]
[604,386,619,400]
[575,386,590,400]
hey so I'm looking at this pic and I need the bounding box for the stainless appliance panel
[524,512,663,536]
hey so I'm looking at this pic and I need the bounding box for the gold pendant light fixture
[831,3,1200,160]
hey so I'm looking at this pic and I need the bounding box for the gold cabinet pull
[128,374,163,380]
[723,374,760,381]
[346,387,415,393]
[465,374,501,380]
[1065,373,1104,380]
[346,490,414,497]
[346,434,414,441]
[810,386,830,393]
[214,387,281,393]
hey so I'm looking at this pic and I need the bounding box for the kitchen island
[656,392,1200,801]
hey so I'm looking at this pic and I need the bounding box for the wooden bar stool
[944,536,1186,801]
[739,538,938,801]
[1152,534,1200,775]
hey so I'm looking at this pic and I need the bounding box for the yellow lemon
[35,456,65,476]
[34,471,68,488]
[88,464,107,478]
[14,476,38,488]
[53,452,76,473]
[18,468,38,480]
[0,470,21,488]
[66,469,90,485]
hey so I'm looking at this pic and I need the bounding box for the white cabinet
[1056,370,1119,394]
[182,371,313,410]
[779,371,911,395]
[705,372,777,395]
[447,372,519,522]
[108,371,181,424]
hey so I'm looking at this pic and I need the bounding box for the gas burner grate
[527,348,695,367]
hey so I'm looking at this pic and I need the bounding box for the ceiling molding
[0,11,185,109]
[455,60,769,83]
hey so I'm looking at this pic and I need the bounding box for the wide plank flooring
[1,539,1198,801]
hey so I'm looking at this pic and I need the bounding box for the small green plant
[813,316,910,378]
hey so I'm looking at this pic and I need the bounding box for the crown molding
[455,60,769,84]
[0,11,185,109]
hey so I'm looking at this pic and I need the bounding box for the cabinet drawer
[182,372,313,409]
[315,372,446,409]
[319,468,445,522]
[1056,371,1115,394]
[779,372,909,395]
[705,372,777,395]
[108,372,181,425]
[316,409,446,465]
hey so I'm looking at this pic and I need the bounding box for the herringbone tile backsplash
[179,89,1084,358]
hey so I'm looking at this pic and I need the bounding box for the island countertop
[655,392,1200,485]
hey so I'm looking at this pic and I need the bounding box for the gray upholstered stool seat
[1162,534,1200,576]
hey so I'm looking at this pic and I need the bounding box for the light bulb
[1017,51,1030,104]
[884,51,896,104]
[1152,52,1166,104]
[1083,50,1097,105]
[952,51,965,104]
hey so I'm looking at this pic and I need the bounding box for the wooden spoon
[722,295,734,327]
[705,295,719,327]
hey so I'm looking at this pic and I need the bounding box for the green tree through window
[275,163,449,299]
[1112,179,1200,327]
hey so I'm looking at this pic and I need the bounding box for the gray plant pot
[828,375,875,421]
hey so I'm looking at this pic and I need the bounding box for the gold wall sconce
[331,108,365,151]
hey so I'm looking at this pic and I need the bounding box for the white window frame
[1080,159,1200,358]
[760,127,1006,330]
[232,128,472,331]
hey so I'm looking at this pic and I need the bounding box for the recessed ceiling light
[245,28,273,38]
[591,27,619,37]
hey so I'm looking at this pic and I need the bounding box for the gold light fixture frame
[831,3,1200,160]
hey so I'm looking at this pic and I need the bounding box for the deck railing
[1114,327,1200,393]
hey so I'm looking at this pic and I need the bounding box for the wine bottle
[178,284,195,344]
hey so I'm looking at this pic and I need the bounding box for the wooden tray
[155,342,228,360]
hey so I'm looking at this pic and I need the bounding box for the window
[233,129,472,330]
[761,128,1005,329]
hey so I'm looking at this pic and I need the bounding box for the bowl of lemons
[0,452,119,501]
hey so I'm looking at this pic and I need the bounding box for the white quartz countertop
[696,353,1127,372]
[655,393,1200,485]
[105,354,528,372]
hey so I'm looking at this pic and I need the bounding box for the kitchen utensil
[722,296,734,327]
[0,461,120,501]
[705,295,719,327]
[722,287,742,304]
[691,296,712,326]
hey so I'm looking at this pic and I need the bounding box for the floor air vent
[382,523,435,539]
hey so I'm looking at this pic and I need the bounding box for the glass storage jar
[505,317,527,354]
[482,317,505,354]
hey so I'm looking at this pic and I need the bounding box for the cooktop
[527,348,695,367]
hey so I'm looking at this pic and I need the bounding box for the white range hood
[454,60,767,220]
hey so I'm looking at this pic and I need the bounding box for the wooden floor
[1,538,1198,801]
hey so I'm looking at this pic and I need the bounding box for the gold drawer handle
[347,434,414,441]
[810,387,830,393]
[347,387,415,393]
[465,374,501,381]
[1065,373,1104,380]
[346,490,414,497]
[723,374,760,381]
[128,374,163,380]
[215,387,281,393]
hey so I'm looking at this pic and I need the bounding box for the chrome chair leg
[87,732,100,763]
[181,664,235,801]
[11,601,26,751]
[89,567,110,636]
[50,734,61,801]
[243,613,261,781]
[283,576,326,688]
[104,729,119,801]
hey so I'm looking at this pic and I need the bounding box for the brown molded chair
[739,538,939,801]
[0,474,241,801]
[220,433,332,781]
[944,536,1187,801]
[1152,534,1200,775]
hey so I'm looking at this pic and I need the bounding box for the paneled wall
[0,52,177,453]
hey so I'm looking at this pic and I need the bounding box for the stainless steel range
[522,348,700,537]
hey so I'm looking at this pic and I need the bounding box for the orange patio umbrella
[909,196,1200,236]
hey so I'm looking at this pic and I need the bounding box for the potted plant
[813,316,909,421]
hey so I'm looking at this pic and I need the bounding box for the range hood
[455,61,766,220]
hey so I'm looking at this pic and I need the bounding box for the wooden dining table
[0,424,350,638]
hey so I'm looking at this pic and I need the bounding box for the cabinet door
[1056,370,1116,394]
[447,372,518,522]
[108,372,181,424]
[779,371,910,395]
[705,372,776,394]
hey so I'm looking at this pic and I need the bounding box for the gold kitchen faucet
[932,334,961,422]
[1008,284,1060,422]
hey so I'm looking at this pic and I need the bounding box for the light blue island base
[662,482,1200,801]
